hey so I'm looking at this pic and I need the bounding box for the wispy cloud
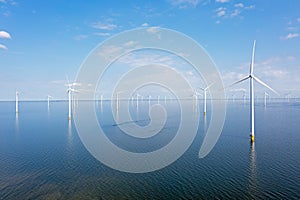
[0,30,11,39]
[230,9,241,17]
[91,22,117,30]
[282,33,300,40]
[297,18,300,22]
[234,3,244,8]
[141,23,149,27]
[118,52,176,68]
[0,0,17,17]
[93,32,111,37]
[216,0,230,3]
[215,3,254,20]
[0,43,8,50]
[73,34,88,41]
[216,7,226,17]
[146,26,161,39]
[168,0,200,8]
[147,26,160,34]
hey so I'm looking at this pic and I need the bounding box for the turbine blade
[250,40,256,75]
[253,76,279,95]
[205,82,215,90]
[71,89,80,93]
[223,76,250,90]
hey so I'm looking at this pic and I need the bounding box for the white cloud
[169,0,200,8]
[287,27,297,31]
[216,7,226,17]
[231,9,241,17]
[234,3,244,8]
[91,22,117,30]
[0,30,11,39]
[147,26,160,34]
[141,23,149,27]
[297,18,300,22]
[74,34,88,40]
[123,41,138,47]
[282,33,300,40]
[0,0,6,3]
[97,45,122,60]
[216,0,230,3]
[51,80,65,84]
[0,43,7,50]
[118,52,176,68]
[215,3,254,19]
[245,5,255,10]
[94,32,111,37]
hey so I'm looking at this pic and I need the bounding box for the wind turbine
[228,40,278,143]
[192,89,202,111]
[15,91,19,113]
[66,78,77,120]
[198,83,214,115]
[116,91,124,111]
[285,92,291,103]
[148,95,151,106]
[264,92,269,107]
[47,95,52,109]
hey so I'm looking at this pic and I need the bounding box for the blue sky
[1,0,300,100]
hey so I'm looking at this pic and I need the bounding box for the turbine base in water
[250,134,255,143]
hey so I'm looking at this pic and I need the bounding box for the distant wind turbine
[264,92,269,107]
[198,83,214,115]
[228,40,278,143]
[47,95,52,109]
[193,89,202,110]
[66,77,77,120]
[15,91,19,113]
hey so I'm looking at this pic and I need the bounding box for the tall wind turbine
[198,83,214,115]
[229,40,278,143]
[66,78,77,120]
[15,91,19,113]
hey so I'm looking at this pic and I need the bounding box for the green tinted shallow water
[0,100,299,199]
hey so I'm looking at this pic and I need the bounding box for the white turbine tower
[198,83,214,115]
[228,40,278,143]
[264,92,269,107]
[15,91,19,113]
[47,95,52,109]
[66,78,77,120]
[192,89,202,111]
[148,95,151,106]
[67,85,73,120]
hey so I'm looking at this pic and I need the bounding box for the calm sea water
[0,99,300,199]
